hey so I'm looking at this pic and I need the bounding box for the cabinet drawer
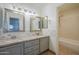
[25,39,39,48]
[24,41,32,48]
[34,39,39,45]
[24,44,39,53]
[24,46,34,53]
[33,44,39,50]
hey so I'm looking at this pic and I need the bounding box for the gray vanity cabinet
[0,36,49,55]
[40,37,49,53]
[0,43,23,55]
[24,39,40,55]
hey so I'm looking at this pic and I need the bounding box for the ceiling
[0,3,63,8]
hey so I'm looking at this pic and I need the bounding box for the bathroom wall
[40,3,63,54]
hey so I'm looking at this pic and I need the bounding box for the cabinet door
[40,37,49,53]
[0,43,23,55]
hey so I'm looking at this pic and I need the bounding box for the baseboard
[39,49,56,55]
[48,49,56,55]
[39,49,49,55]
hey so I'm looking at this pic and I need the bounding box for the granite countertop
[59,37,79,53]
[0,35,49,47]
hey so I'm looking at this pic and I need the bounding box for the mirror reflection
[9,17,19,32]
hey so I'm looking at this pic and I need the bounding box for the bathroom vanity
[0,7,49,55]
[0,35,49,55]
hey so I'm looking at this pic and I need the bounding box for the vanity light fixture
[29,10,32,13]
[33,12,36,14]
[44,16,48,19]
[18,8,22,10]
[13,6,16,9]
[24,9,27,12]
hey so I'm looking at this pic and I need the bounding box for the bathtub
[59,37,79,53]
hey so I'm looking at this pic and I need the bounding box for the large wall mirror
[42,16,48,29]
[30,16,48,32]
[30,16,42,32]
[3,8,25,33]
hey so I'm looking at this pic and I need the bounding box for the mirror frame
[3,8,25,33]
[30,16,42,32]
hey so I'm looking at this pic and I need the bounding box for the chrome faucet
[11,35,16,39]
